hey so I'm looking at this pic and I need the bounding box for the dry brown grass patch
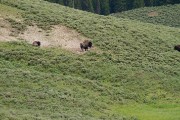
[148,11,159,17]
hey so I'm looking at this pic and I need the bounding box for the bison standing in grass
[174,45,180,52]
[80,40,92,51]
[32,41,41,47]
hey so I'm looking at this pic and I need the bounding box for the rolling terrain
[0,0,180,120]
[111,4,180,28]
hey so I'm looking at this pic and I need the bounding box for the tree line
[45,0,180,15]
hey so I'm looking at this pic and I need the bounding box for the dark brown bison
[80,40,92,51]
[32,41,41,47]
[174,45,180,52]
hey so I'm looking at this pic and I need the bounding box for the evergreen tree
[172,0,180,4]
[110,0,127,12]
[144,0,154,6]
[133,0,144,8]
[81,0,94,12]
[74,0,82,9]
[92,0,101,14]
[100,0,110,15]
[57,0,64,4]
[126,0,134,10]
[45,0,180,15]
[64,0,73,7]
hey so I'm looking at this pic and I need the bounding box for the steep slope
[111,4,180,28]
[0,0,180,120]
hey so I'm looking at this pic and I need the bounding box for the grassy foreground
[111,103,180,120]
[0,0,180,119]
[0,41,179,120]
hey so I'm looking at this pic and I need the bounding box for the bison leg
[88,42,92,48]
[84,46,88,51]
[80,43,84,51]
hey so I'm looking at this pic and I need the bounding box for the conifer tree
[74,0,82,9]
[172,0,180,4]
[81,0,94,12]
[92,0,101,14]
[57,0,64,4]
[126,0,134,10]
[133,0,144,8]
[144,0,154,6]
[45,0,180,15]
[100,0,110,15]
[110,0,127,12]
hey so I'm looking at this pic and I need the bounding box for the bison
[80,40,92,51]
[32,41,41,47]
[174,45,180,52]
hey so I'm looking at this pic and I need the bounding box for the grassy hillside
[111,4,180,28]
[0,0,180,119]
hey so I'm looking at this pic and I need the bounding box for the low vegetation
[0,0,180,119]
[5,18,27,36]
[111,4,180,28]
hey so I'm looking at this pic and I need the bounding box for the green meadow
[111,4,180,28]
[111,103,180,120]
[0,0,180,119]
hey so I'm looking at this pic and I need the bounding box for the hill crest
[111,4,180,28]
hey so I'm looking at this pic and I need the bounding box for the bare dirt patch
[0,18,93,53]
[148,11,159,17]
[18,25,91,53]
